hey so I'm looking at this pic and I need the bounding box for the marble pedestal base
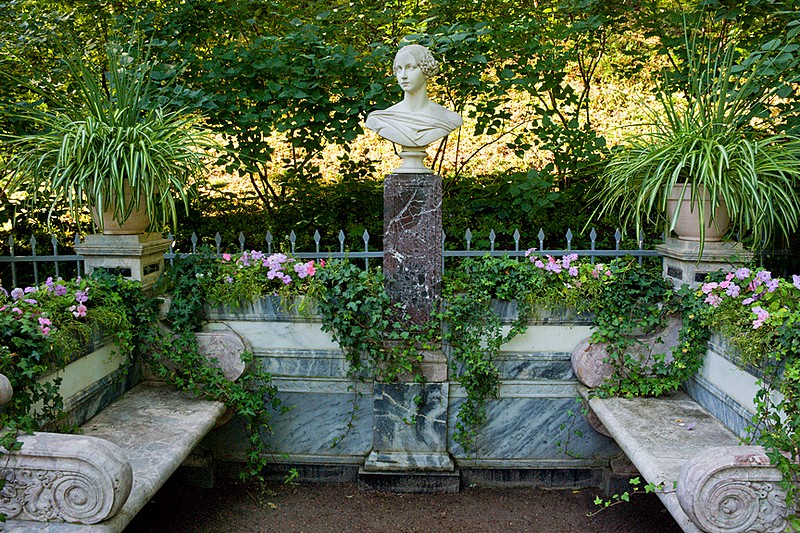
[76,234,170,291]
[656,238,753,289]
[363,382,454,473]
[358,469,460,493]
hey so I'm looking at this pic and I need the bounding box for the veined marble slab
[448,394,619,466]
[683,375,754,439]
[490,300,593,325]
[449,380,581,399]
[695,346,762,414]
[474,352,573,381]
[255,349,349,378]
[210,320,340,351]
[499,325,593,353]
[206,377,374,465]
[206,297,319,322]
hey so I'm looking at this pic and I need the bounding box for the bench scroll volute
[0,372,13,406]
[677,446,787,533]
[0,433,133,525]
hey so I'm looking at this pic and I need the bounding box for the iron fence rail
[1,228,660,288]
[0,234,84,288]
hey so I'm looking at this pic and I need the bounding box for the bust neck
[401,87,432,114]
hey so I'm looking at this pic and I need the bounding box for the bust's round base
[393,147,432,174]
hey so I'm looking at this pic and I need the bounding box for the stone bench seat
[579,386,788,533]
[3,381,226,532]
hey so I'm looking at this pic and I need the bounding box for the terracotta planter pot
[666,184,730,242]
[92,181,151,235]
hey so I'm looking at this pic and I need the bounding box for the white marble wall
[204,300,621,475]
[683,333,780,439]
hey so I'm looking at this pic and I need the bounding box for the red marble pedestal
[383,172,442,325]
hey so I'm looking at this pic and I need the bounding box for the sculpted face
[394,50,426,95]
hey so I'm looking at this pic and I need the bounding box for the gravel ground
[127,477,683,533]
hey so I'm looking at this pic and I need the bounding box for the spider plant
[592,24,800,254]
[0,41,213,233]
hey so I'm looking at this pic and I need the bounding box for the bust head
[393,44,440,78]
[365,42,461,158]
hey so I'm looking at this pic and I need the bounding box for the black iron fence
[1,227,660,289]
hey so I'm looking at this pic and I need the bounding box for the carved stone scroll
[0,432,132,524]
[571,315,682,388]
[677,446,787,533]
[0,373,12,406]
[195,329,249,381]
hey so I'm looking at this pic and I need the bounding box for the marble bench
[578,387,788,533]
[1,381,226,532]
[0,327,250,531]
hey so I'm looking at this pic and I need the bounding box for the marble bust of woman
[366,44,462,149]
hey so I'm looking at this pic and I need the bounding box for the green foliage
[444,253,709,451]
[203,251,319,309]
[312,261,437,384]
[556,398,588,459]
[148,18,392,216]
[282,259,441,447]
[700,267,800,512]
[592,20,800,253]
[591,263,708,398]
[0,271,144,520]
[0,274,138,432]
[155,252,289,481]
[412,10,615,189]
[1,38,213,233]
[591,477,671,516]
[440,287,507,453]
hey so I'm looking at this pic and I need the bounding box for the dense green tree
[1,0,798,254]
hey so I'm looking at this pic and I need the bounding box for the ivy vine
[443,254,709,453]
[154,252,288,480]
[589,265,709,398]
[310,260,438,446]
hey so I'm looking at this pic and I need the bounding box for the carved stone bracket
[571,315,682,388]
[677,446,787,533]
[195,328,249,382]
[0,373,12,406]
[0,432,132,525]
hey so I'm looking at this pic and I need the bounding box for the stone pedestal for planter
[656,238,752,289]
[76,234,171,291]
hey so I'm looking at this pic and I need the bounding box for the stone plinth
[373,169,452,489]
[383,172,442,325]
[76,234,171,291]
[363,382,454,473]
[656,238,753,289]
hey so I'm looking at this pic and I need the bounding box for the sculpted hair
[394,44,440,78]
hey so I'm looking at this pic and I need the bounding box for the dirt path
[128,478,682,532]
